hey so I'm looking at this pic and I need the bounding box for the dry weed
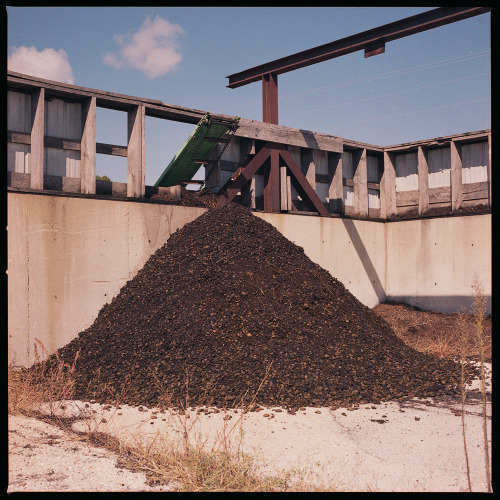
[8,352,299,492]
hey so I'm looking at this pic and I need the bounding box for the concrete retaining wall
[7,192,491,366]
[7,192,206,366]
[385,215,492,313]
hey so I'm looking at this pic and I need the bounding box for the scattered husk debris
[151,186,219,208]
[41,204,478,409]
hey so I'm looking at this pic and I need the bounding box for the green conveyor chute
[155,112,239,188]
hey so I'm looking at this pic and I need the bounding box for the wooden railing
[7,71,491,218]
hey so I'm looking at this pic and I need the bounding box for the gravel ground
[8,362,492,493]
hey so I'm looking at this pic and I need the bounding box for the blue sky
[7,7,491,186]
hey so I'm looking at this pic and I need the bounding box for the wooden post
[127,105,145,198]
[239,138,255,207]
[301,149,316,199]
[280,165,289,211]
[417,145,429,215]
[381,151,397,218]
[353,148,368,216]
[30,88,45,190]
[80,97,96,194]
[328,152,343,214]
[450,140,462,212]
[488,133,492,208]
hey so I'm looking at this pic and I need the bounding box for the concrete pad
[34,362,491,492]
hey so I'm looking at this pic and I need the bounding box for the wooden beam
[44,136,81,151]
[462,181,489,201]
[328,152,343,214]
[218,146,272,206]
[450,140,462,212]
[384,129,491,151]
[30,88,44,190]
[96,143,128,157]
[8,71,237,126]
[7,131,30,144]
[353,149,368,217]
[234,118,343,153]
[227,8,490,88]
[280,166,290,211]
[381,151,397,218]
[127,105,146,198]
[279,149,329,216]
[81,97,96,195]
[417,145,429,215]
[301,149,316,194]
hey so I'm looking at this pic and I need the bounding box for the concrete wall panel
[8,192,491,366]
[7,192,206,366]
[386,214,491,313]
[255,212,387,309]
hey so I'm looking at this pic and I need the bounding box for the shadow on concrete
[341,218,386,302]
[385,295,492,315]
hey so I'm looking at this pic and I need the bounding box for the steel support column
[262,73,279,125]
[264,148,281,212]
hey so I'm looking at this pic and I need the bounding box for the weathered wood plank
[462,181,489,201]
[7,131,31,145]
[95,180,127,196]
[396,190,419,207]
[353,149,368,217]
[30,88,44,190]
[368,207,381,218]
[96,143,128,157]
[343,178,354,187]
[43,175,81,193]
[385,129,491,151]
[429,186,451,204]
[44,136,81,151]
[301,149,316,190]
[381,151,396,218]
[328,152,343,214]
[127,105,146,198]
[450,140,462,211]
[418,145,429,215]
[81,97,96,194]
[8,71,235,126]
[234,118,343,153]
[9,131,127,159]
[7,171,31,189]
[280,166,289,211]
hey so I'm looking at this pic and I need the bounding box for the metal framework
[220,7,491,215]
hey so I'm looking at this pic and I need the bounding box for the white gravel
[8,362,492,492]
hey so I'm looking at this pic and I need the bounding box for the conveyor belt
[155,112,239,188]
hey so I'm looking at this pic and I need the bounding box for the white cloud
[103,16,184,79]
[8,46,75,84]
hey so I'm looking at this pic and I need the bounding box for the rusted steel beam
[263,149,281,212]
[218,146,272,206]
[227,7,491,88]
[279,149,329,216]
[262,73,279,124]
